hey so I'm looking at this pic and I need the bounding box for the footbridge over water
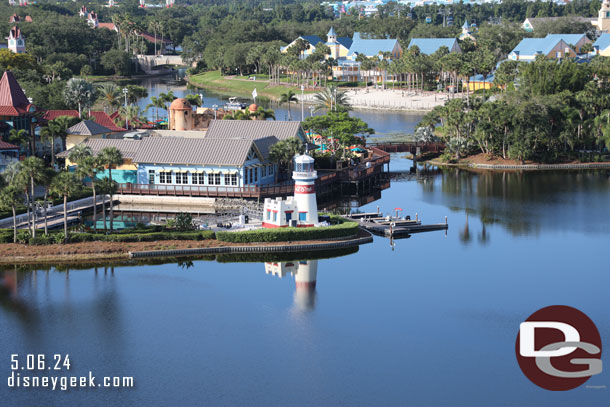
[135,55,188,74]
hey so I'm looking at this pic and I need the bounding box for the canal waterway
[1,155,609,406]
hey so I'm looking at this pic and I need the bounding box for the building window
[159,171,171,184]
[299,212,307,221]
[253,168,258,183]
[209,173,221,185]
[249,168,253,184]
[273,212,277,222]
[192,172,205,185]
[285,212,292,222]
[266,210,271,220]
[148,170,155,184]
[262,166,267,177]
[224,173,237,186]
[269,165,274,175]
[176,172,188,184]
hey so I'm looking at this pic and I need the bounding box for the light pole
[300,84,305,122]
[309,106,314,117]
[122,88,129,129]
[212,104,218,120]
[199,93,204,107]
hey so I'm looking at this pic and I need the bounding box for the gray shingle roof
[133,137,256,166]
[57,139,141,159]
[67,120,112,136]
[253,136,279,161]
[205,120,304,141]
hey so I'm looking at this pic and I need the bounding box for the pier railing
[367,142,444,153]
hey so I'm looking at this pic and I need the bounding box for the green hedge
[0,229,215,244]
[216,217,358,243]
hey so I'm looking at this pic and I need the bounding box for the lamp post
[212,104,218,120]
[309,106,314,117]
[122,88,129,129]
[199,93,204,107]
[300,84,305,122]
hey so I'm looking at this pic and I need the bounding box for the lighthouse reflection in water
[264,260,318,311]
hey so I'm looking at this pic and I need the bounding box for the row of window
[152,171,238,186]
[244,165,274,185]
[266,210,307,222]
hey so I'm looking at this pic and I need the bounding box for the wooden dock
[351,210,448,238]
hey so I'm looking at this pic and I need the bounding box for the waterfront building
[508,37,577,62]
[593,33,610,56]
[543,34,591,54]
[263,153,318,228]
[0,71,41,149]
[6,26,25,53]
[65,120,113,150]
[60,121,307,188]
[521,16,594,32]
[407,38,461,55]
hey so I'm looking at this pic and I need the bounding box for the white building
[263,154,319,228]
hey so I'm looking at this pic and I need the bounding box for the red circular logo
[515,305,602,391]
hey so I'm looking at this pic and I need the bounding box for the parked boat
[225,97,247,110]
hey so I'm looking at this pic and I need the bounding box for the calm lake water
[135,76,424,138]
[2,156,610,406]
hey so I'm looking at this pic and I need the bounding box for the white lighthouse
[292,154,318,226]
[263,153,319,228]
[293,260,318,311]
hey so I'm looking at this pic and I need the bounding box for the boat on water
[225,97,247,110]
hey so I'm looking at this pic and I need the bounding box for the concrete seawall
[129,229,373,258]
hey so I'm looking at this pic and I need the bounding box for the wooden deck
[367,142,444,154]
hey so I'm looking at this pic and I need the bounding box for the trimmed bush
[215,218,358,243]
[67,230,215,244]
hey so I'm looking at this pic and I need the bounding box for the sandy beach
[302,88,460,111]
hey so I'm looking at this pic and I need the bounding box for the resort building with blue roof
[593,33,610,56]
[508,37,577,62]
[407,38,461,55]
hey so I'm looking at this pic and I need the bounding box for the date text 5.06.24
[11,354,71,371]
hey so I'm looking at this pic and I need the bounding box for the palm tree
[279,90,298,120]
[117,105,146,130]
[8,128,28,154]
[64,78,97,118]
[146,96,165,123]
[68,144,92,173]
[252,106,276,120]
[98,83,122,113]
[185,94,202,107]
[19,157,45,237]
[312,86,351,113]
[50,171,79,243]
[51,116,80,152]
[0,185,22,243]
[39,167,56,235]
[98,147,123,232]
[76,155,102,232]
[269,137,304,181]
[96,176,116,234]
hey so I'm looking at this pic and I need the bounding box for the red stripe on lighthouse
[294,184,315,194]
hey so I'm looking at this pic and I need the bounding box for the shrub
[53,233,66,245]
[17,230,30,244]
[215,219,358,243]
[29,235,52,245]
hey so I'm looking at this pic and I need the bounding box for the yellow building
[592,0,610,32]
[65,120,112,150]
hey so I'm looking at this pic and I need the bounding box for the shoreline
[0,230,372,266]
[187,74,446,112]
[427,159,610,170]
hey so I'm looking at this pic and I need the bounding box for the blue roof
[594,33,610,50]
[336,37,353,49]
[301,35,323,46]
[407,38,458,55]
[328,27,337,37]
[347,32,400,56]
[544,33,587,46]
[462,20,469,29]
[510,38,561,56]
[469,73,494,82]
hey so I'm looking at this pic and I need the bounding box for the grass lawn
[188,71,317,100]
